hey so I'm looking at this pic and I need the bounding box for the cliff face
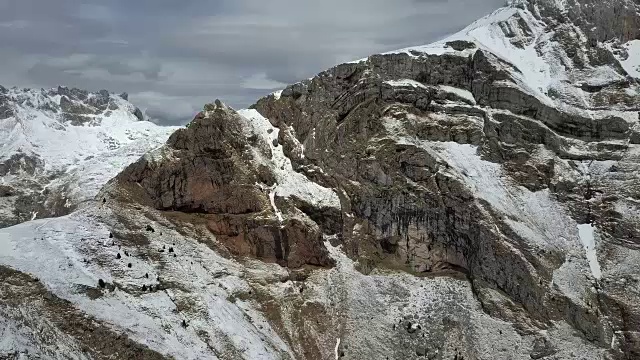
[2,1,640,359]
[116,101,335,268]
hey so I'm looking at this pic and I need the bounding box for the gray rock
[133,107,144,121]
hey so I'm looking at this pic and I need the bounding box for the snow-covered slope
[0,86,179,227]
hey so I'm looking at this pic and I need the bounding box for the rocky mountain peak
[112,102,336,268]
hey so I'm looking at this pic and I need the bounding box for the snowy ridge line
[0,85,179,226]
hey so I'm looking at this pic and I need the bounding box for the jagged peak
[202,98,233,113]
[0,83,146,125]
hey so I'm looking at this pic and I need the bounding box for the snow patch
[0,209,294,359]
[439,85,476,104]
[577,224,602,279]
[384,79,428,89]
[272,90,283,100]
[431,142,575,252]
[619,40,640,79]
[269,187,284,223]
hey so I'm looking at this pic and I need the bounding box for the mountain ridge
[1,0,640,359]
[0,85,178,227]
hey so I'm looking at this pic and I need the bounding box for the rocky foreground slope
[1,0,640,359]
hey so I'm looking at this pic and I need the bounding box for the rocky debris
[530,336,557,359]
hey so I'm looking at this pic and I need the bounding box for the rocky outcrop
[529,0,640,44]
[51,86,144,125]
[114,101,335,268]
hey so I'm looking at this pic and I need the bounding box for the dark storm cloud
[0,0,505,125]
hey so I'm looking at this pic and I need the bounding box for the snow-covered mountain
[0,85,178,227]
[2,0,640,359]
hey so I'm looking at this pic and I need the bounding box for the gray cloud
[0,0,505,125]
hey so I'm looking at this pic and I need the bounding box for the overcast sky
[0,0,505,125]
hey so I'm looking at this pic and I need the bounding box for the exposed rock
[445,40,476,51]
[530,336,557,359]
[0,153,44,177]
[134,107,144,121]
[113,100,334,268]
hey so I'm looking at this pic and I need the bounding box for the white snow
[618,39,640,79]
[269,186,284,223]
[430,142,576,252]
[238,109,341,212]
[438,85,476,104]
[384,79,428,89]
[576,224,602,279]
[334,337,340,360]
[381,2,638,116]
[0,208,294,359]
[272,89,283,100]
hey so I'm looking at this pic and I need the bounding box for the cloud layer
[0,0,504,124]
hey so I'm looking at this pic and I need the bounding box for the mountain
[1,0,640,359]
[0,86,178,227]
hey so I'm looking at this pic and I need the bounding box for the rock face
[115,101,335,268]
[0,86,176,228]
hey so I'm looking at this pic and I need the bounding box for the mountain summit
[1,0,640,359]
